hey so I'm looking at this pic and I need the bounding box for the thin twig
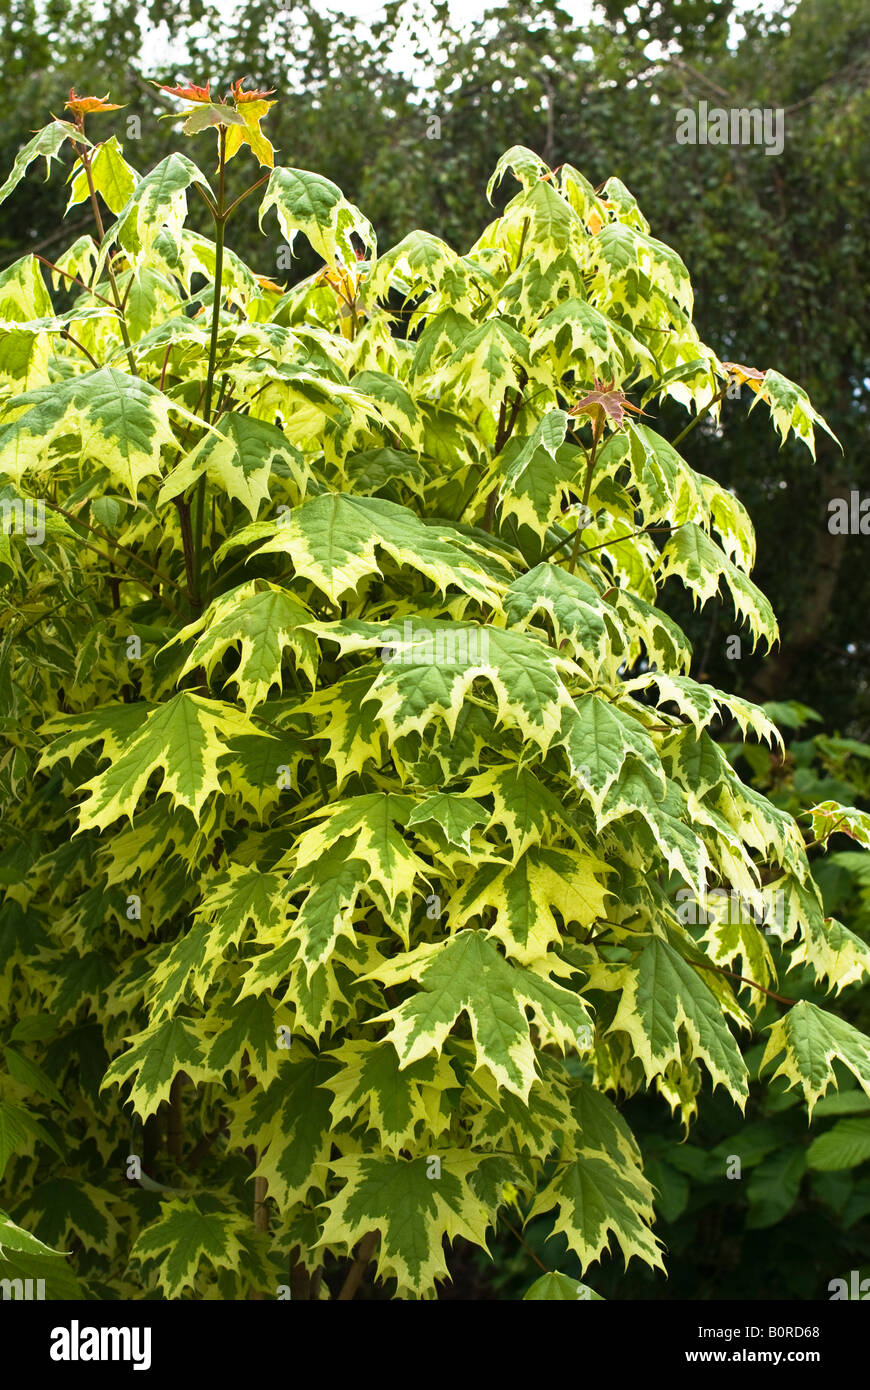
[59,329,101,369]
[34,255,114,306]
[501,1215,549,1274]
[223,173,270,222]
[578,524,676,558]
[689,956,797,1006]
[42,497,185,595]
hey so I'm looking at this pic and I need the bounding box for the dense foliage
[2,0,868,730]
[1,80,869,1301]
[475,710,870,1301]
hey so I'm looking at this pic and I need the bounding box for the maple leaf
[223,494,504,607]
[16,1180,120,1257]
[569,377,645,430]
[115,152,214,260]
[495,409,574,537]
[406,792,488,853]
[486,145,550,201]
[659,522,779,651]
[721,363,839,458]
[180,104,247,138]
[0,366,188,498]
[807,800,870,850]
[231,79,277,103]
[448,845,612,963]
[159,81,213,103]
[722,360,766,388]
[167,580,317,713]
[527,1147,664,1273]
[592,935,750,1102]
[101,1016,211,1117]
[66,135,136,215]
[323,1040,457,1153]
[313,617,575,754]
[504,562,627,676]
[288,792,429,933]
[225,96,277,169]
[231,1049,336,1207]
[463,764,573,857]
[68,692,273,830]
[365,930,594,1100]
[296,671,386,788]
[0,1211,85,1299]
[277,841,380,971]
[259,166,375,269]
[524,1271,604,1300]
[64,90,124,119]
[130,1195,247,1297]
[148,865,288,1017]
[201,994,293,1088]
[158,411,306,520]
[530,300,637,383]
[0,120,90,209]
[760,1002,870,1117]
[317,1152,491,1297]
[560,691,666,818]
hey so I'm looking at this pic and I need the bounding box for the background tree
[424,0,870,730]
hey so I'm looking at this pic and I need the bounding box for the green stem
[671,382,729,448]
[175,498,198,611]
[802,816,847,852]
[482,376,527,533]
[568,422,602,574]
[192,127,228,609]
[539,528,576,565]
[191,181,219,219]
[514,216,530,272]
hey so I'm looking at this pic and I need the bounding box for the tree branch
[337,1230,379,1300]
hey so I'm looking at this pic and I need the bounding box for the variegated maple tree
[1,84,869,1301]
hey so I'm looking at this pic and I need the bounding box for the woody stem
[192,125,227,609]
